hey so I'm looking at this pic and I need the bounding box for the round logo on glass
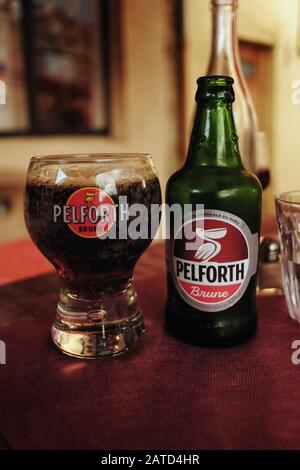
[65,187,115,239]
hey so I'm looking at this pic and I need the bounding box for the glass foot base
[51,311,145,359]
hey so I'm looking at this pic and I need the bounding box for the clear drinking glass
[275,191,300,323]
[24,154,161,358]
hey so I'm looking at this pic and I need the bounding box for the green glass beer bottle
[165,76,262,347]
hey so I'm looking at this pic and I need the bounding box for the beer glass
[276,191,300,323]
[24,154,161,358]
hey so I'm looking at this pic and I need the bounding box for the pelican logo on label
[171,210,258,313]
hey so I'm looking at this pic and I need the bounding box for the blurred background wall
[183,0,300,219]
[0,0,300,241]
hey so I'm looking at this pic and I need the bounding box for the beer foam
[26,165,158,192]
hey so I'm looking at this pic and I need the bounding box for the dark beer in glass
[25,154,161,358]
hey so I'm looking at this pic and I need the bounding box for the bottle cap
[212,0,238,6]
[259,237,280,263]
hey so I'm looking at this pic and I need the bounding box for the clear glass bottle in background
[255,131,271,190]
[207,0,258,175]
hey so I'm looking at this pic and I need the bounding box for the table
[0,239,300,450]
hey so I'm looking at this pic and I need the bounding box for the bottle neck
[207,3,241,76]
[186,100,243,168]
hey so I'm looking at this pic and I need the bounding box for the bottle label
[170,209,258,312]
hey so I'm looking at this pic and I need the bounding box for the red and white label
[171,210,258,312]
[54,187,115,239]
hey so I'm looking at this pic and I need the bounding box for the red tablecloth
[0,241,300,450]
[0,239,53,286]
